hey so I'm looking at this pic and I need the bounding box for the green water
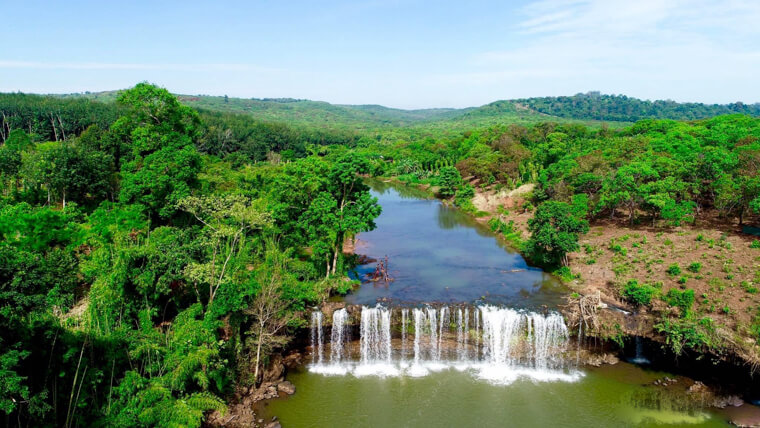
[260,363,731,427]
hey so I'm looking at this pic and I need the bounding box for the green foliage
[666,263,682,276]
[437,166,462,197]
[116,83,202,220]
[664,288,695,316]
[0,84,386,426]
[526,201,589,266]
[454,184,476,212]
[655,316,717,356]
[622,280,659,306]
[687,262,702,273]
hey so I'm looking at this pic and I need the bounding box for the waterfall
[427,307,438,361]
[401,308,408,361]
[413,308,424,365]
[474,308,481,359]
[480,306,523,365]
[309,304,579,384]
[630,336,650,365]
[530,312,569,370]
[463,308,470,359]
[310,311,324,365]
[360,305,392,364]
[330,309,349,364]
[437,306,449,361]
[456,309,465,361]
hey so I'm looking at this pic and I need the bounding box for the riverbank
[380,176,760,385]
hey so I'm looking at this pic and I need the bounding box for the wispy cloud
[437,0,760,102]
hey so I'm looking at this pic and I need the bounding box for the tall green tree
[115,83,202,220]
[526,201,589,266]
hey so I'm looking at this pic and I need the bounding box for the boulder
[262,354,285,383]
[278,381,296,395]
[283,351,303,369]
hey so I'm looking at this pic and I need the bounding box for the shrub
[609,244,627,256]
[654,316,716,355]
[741,281,758,294]
[666,263,681,276]
[687,262,702,273]
[622,280,659,306]
[664,288,695,316]
[437,166,461,198]
[751,240,760,249]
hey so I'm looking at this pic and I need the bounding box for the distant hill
[51,90,760,129]
[514,92,760,122]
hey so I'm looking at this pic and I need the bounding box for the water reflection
[346,179,567,309]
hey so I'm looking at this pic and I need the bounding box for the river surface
[346,180,565,309]
[264,180,748,427]
[261,363,731,427]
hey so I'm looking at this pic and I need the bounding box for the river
[260,180,753,427]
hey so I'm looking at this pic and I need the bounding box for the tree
[526,201,589,266]
[438,166,461,198]
[115,83,202,220]
[303,154,381,276]
[244,250,296,386]
[179,195,271,307]
[598,161,658,223]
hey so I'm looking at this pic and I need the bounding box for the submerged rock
[687,381,744,408]
[585,352,620,367]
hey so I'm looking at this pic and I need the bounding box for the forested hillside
[517,92,760,122]
[55,90,760,130]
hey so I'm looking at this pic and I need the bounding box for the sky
[2,0,759,109]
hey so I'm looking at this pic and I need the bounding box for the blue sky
[2,0,759,108]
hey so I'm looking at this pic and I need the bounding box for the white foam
[308,361,585,385]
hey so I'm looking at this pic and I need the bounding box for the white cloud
[447,0,760,103]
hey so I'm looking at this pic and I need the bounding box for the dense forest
[0,84,380,426]
[3,84,760,426]
[516,92,760,122]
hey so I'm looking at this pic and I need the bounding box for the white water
[310,311,324,365]
[309,305,581,384]
[330,309,349,363]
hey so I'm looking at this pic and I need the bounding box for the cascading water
[330,309,349,364]
[310,311,324,365]
[308,305,580,384]
[400,308,408,361]
[360,305,392,364]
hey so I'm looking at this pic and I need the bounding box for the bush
[525,201,589,267]
[751,240,760,249]
[437,166,461,198]
[654,316,716,355]
[687,262,702,273]
[666,263,681,276]
[622,280,659,306]
[664,288,695,316]
[454,184,475,211]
